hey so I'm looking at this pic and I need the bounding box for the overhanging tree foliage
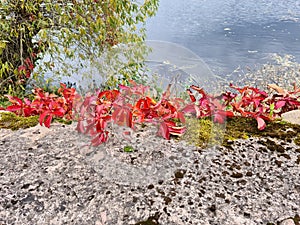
[0,0,159,96]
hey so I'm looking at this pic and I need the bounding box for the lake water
[145,0,300,76]
[38,0,300,92]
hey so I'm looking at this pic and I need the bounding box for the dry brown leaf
[293,82,300,93]
[163,83,172,99]
[267,84,286,94]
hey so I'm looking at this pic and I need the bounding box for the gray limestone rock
[0,123,299,224]
[282,110,300,125]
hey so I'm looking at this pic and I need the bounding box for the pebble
[280,219,295,225]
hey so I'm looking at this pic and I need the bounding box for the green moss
[0,112,74,130]
[180,116,226,148]
[178,116,300,148]
[53,117,73,125]
[294,136,300,146]
[0,112,39,130]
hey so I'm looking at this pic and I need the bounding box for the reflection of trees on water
[145,40,224,94]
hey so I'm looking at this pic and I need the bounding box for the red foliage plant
[229,83,271,130]
[3,81,300,146]
[229,83,300,130]
[267,83,300,115]
[182,85,234,124]
[74,81,187,146]
[4,83,77,128]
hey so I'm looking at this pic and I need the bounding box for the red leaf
[76,120,85,133]
[24,98,31,105]
[39,110,49,126]
[177,111,186,123]
[98,90,120,102]
[231,102,247,117]
[217,110,234,118]
[135,97,155,111]
[275,101,286,109]
[213,110,234,124]
[85,121,98,135]
[158,121,170,140]
[6,105,22,112]
[225,111,234,117]
[59,83,67,89]
[112,106,133,128]
[168,126,186,136]
[25,70,31,78]
[256,117,266,130]
[23,108,36,117]
[222,91,237,105]
[213,113,225,124]
[187,89,196,102]
[18,65,26,72]
[52,108,66,117]
[182,104,196,115]
[5,95,23,105]
[119,81,150,96]
[91,131,109,146]
[190,85,207,96]
[44,115,53,128]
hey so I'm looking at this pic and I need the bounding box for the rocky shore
[0,120,299,225]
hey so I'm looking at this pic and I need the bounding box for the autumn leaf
[256,116,266,130]
[267,84,286,94]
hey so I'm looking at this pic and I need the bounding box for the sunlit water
[37,0,300,90]
[146,0,300,76]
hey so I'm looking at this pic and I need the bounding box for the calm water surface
[40,0,300,89]
[146,0,300,76]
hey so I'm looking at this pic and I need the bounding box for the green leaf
[269,103,275,117]
[124,145,134,153]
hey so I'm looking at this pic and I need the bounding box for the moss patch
[294,135,300,146]
[0,112,39,130]
[179,116,300,148]
[180,116,225,148]
[0,111,73,131]
[53,117,73,125]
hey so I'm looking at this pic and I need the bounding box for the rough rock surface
[0,122,299,225]
[282,110,300,125]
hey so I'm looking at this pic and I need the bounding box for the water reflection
[146,0,300,76]
[145,40,221,94]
